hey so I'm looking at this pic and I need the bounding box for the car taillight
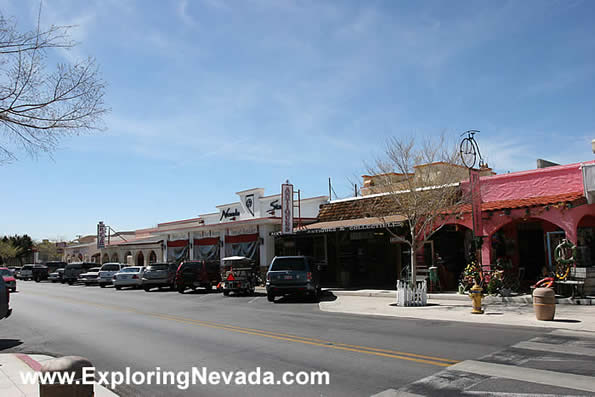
[132,275,138,279]
[306,272,312,281]
[266,273,271,281]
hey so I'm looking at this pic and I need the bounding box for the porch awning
[291,214,406,234]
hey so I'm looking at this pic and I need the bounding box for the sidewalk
[328,289,593,305]
[0,353,118,397]
[319,294,595,332]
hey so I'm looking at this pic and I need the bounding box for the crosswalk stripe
[551,329,595,340]
[448,360,595,393]
[513,340,595,357]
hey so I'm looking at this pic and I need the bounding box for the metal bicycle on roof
[459,130,485,169]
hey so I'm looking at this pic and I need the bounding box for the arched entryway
[111,253,119,263]
[102,253,110,264]
[491,217,565,289]
[136,251,144,267]
[124,251,132,265]
[430,224,473,290]
[149,251,157,264]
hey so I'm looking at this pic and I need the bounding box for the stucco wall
[461,161,594,202]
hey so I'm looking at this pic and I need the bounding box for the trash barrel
[533,287,556,321]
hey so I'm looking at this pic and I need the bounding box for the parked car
[17,264,34,280]
[32,265,49,282]
[265,256,321,302]
[0,268,16,292]
[113,266,145,290]
[175,260,221,293]
[142,263,178,291]
[63,262,97,285]
[98,263,126,287]
[0,276,11,320]
[79,267,101,286]
[48,268,64,283]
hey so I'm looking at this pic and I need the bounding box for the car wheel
[67,281,73,285]
[177,286,185,294]
[99,284,106,288]
[143,286,151,292]
[267,292,275,302]
[223,290,230,296]
[115,286,122,290]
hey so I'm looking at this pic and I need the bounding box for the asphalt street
[1,281,551,396]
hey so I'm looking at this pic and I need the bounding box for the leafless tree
[0,7,107,163]
[364,135,469,284]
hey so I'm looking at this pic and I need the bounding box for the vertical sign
[470,169,483,237]
[97,221,106,249]
[281,183,294,234]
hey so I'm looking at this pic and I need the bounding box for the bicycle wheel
[460,137,477,168]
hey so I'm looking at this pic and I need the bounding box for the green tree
[35,240,61,262]
[0,239,22,265]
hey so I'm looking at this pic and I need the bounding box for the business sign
[245,194,255,216]
[281,183,293,234]
[220,207,241,221]
[97,221,106,249]
[470,169,483,237]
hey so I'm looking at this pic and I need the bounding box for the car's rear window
[147,264,168,271]
[121,267,141,272]
[101,264,120,271]
[270,258,306,271]
[0,269,11,276]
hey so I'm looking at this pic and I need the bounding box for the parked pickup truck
[98,263,126,287]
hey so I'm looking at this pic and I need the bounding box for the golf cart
[220,256,260,296]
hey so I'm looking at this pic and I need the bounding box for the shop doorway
[431,225,471,291]
[136,252,144,267]
[517,224,546,283]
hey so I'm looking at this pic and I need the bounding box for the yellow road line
[24,291,458,367]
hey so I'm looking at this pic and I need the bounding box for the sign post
[97,221,106,249]
[281,182,294,234]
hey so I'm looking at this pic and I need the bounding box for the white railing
[396,280,427,307]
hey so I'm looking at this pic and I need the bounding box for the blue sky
[1,0,594,241]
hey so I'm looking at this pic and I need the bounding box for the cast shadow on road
[552,319,581,323]
[221,292,267,298]
[274,291,337,304]
[0,339,23,351]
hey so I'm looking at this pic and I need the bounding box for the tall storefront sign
[470,169,483,237]
[97,221,106,249]
[281,183,293,234]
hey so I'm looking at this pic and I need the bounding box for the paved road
[1,281,551,396]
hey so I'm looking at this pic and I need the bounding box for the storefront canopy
[285,214,406,234]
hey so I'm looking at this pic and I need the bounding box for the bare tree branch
[0,9,108,163]
[363,134,470,283]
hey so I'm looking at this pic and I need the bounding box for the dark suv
[142,263,178,291]
[175,260,221,293]
[266,256,321,302]
[63,262,97,285]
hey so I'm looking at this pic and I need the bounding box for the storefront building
[63,235,101,263]
[276,160,595,291]
[150,188,327,274]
